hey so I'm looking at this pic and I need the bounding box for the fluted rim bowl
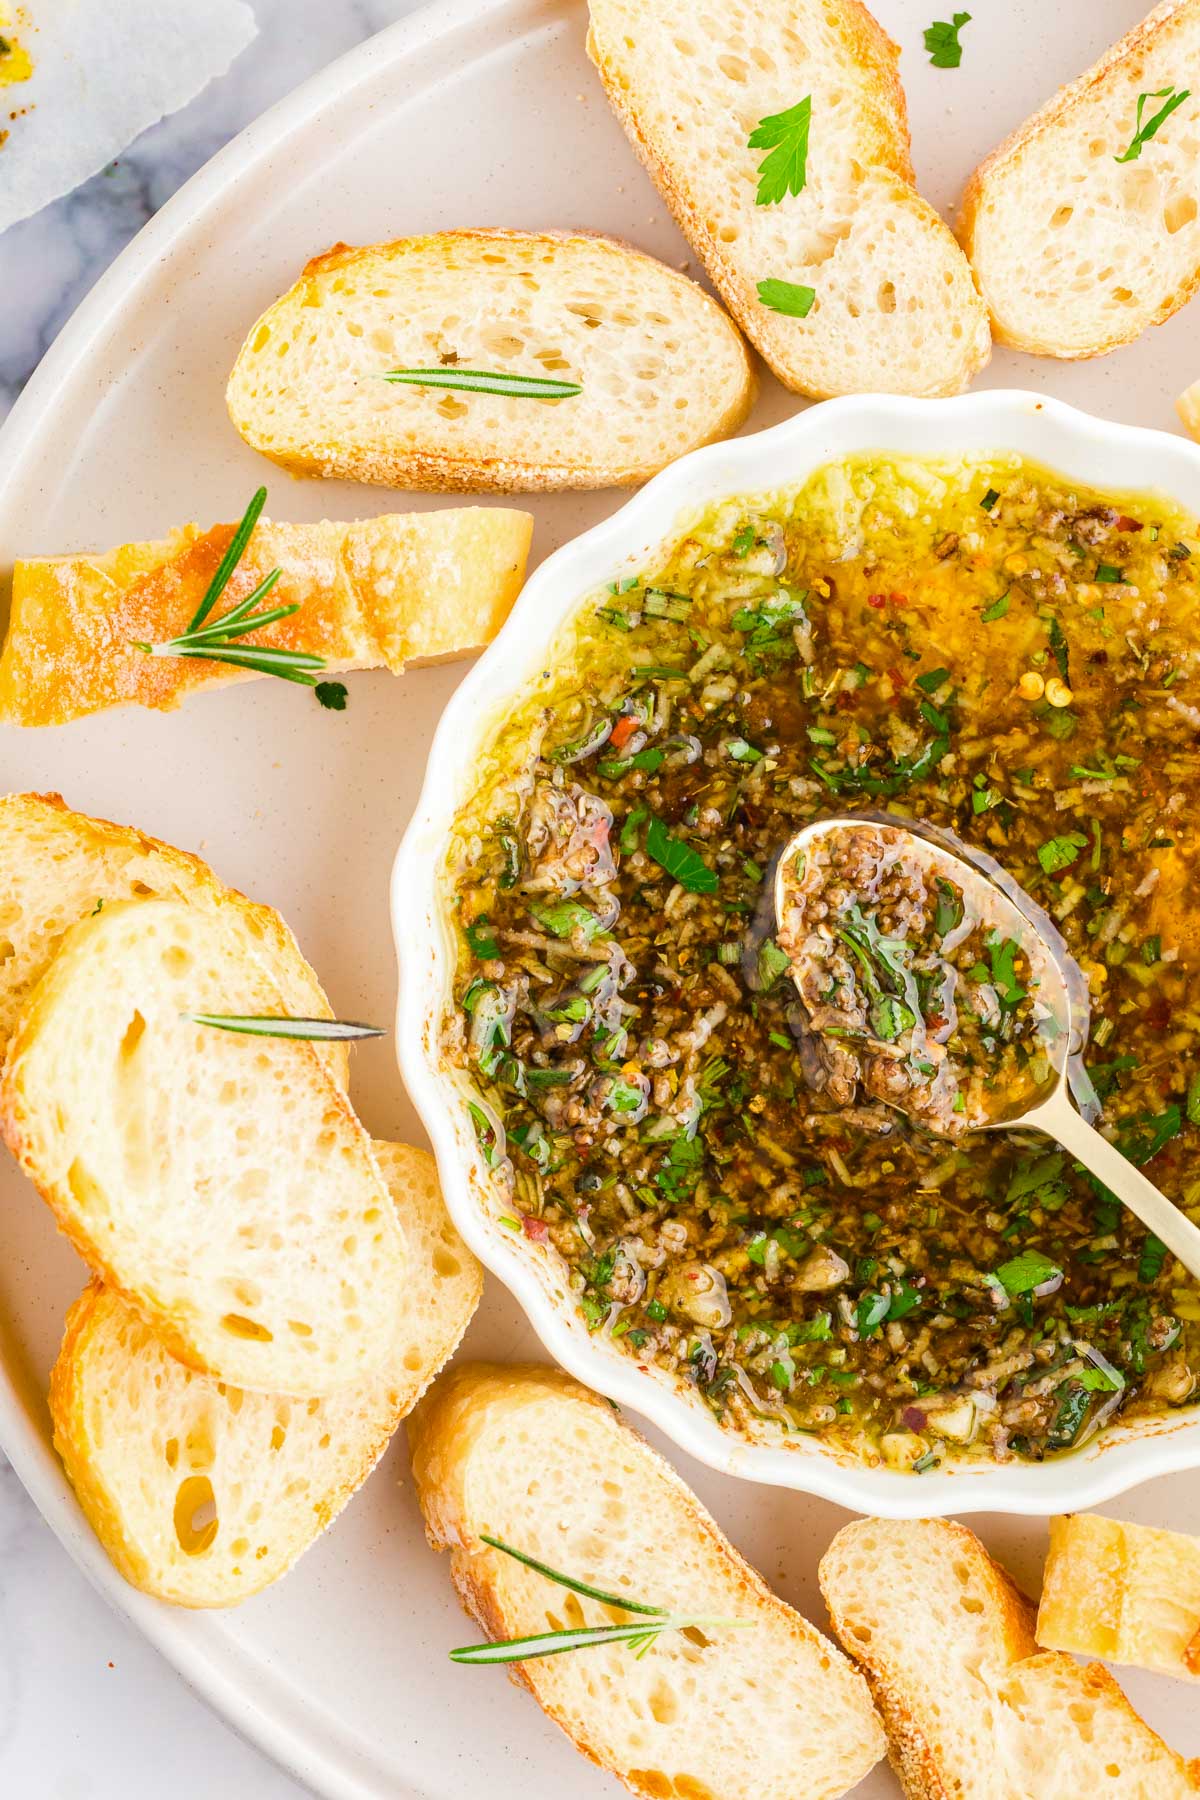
[392,389,1200,1517]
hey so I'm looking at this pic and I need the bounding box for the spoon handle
[1035,1090,1200,1285]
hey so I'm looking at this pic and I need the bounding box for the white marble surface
[0,7,422,1792]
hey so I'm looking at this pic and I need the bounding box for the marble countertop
[0,6,419,1793]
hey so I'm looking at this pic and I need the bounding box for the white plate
[0,1,1197,1794]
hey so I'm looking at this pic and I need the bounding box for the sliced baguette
[586,0,991,399]
[960,0,1200,357]
[51,1142,481,1607]
[1,896,405,1395]
[0,505,532,726]
[820,1516,1200,1799]
[0,791,346,1086]
[1037,1512,1200,1683]
[408,1363,885,1800]
[225,230,756,492]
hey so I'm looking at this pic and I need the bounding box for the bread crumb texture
[226,231,755,490]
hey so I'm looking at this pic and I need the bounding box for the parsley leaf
[1138,1234,1168,1284]
[1115,85,1191,163]
[1037,831,1086,875]
[756,278,816,318]
[923,11,971,68]
[529,898,606,942]
[645,816,718,893]
[315,680,348,710]
[465,916,500,959]
[981,592,1010,622]
[748,96,812,206]
[994,1248,1061,1296]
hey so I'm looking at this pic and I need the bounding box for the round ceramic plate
[0,2,1197,1794]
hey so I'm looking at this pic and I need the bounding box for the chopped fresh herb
[856,1292,890,1337]
[980,487,1000,511]
[756,278,816,318]
[315,680,348,710]
[731,524,756,558]
[1095,563,1124,584]
[383,366,581,399]
[748,96,812,206]
[1138,1234,1168,1284]
[923,11,971,67]
[465,916,500,960]
[1187,1071,1200,1127]
[1046,617,1070,684]
[645,817,718,893]
[981,592,1010,621]
[1037,832,1086,875]
[994,1249,1061,1297]
[916,666,951,694]
[529,898,606,942]
[1114,85,1191,163]
[757,938,792,989]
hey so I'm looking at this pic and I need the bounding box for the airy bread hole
[628,1773,671,1799]
[877,280,896,314]
[221,1313,274,1342]
[161,945,191,976]
[66,1157,103,1215]
[959,1595,984,1614]
[119,1009,146,1063]
[402,1346,423,1371]
[174,1476,218,1556]
[437,395,469,419]
[432,1246,461,1278]
[647,1679,678,1725]
[251,324,271,352]
[185,1422,215,1472]
[164,1436,179,1469]
[675,1778,715,1800]
[680,1626,712,1649]
[1165,194,1197,233]
[717,52,747,80]
[482,328,525,358]
[0,938,14,965]
[1050,205,1073,228]
[1111,287,1134,303]
[270,1424,287,1452]
[287,1319,313,1337]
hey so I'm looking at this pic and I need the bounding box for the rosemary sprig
[131,488,330,691]
[449,1534,747,1665]
[184,1014,385,1040]
[382,366,582,399]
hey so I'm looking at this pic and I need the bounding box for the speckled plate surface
[0,1,1197,1794]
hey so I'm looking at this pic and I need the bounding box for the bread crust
[227,229,756,491]
[959,0,1200,356]
[586,0,990,400]
[410,1362,885,1800]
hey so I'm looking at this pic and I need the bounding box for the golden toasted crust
[0,790,347,1086]
[410,1363,884,1800]
[959,0,1200,356]
[1037,1512,1200,1684]
[821,1519,1037,1800]
[227,230,756,492]
[0,507,532,726]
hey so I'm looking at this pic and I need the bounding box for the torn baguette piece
[226,230,756,491]
[1180,375,1200,439]
[0,505,532,726]
[820,1516,1200,1799]
[586,0,990,399]
[51,1142,481,1607]
[960,0,1200,357]
[0,792,346,1086]
[409,1363,884,1800]
[1037,1512,1200,1683]
[2,896,406,1395]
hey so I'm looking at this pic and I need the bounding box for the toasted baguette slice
[1,896,405,1395]
[50,1142,481,1607]
[586,0,990,399]
[0,792,345,1087]
[226,231,756,492]
[820,1517,1200,1800]
[1180,376,1200,440]
[409,1363,884,1800]
[960,0,1200,357]
[0,505,532,726]
[1037,1512,1200,1683]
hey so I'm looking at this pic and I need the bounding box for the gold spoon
[774,813,1200,1284]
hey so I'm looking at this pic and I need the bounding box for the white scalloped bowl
[393,390,1200,1517]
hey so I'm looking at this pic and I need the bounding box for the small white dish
[394,388,1200,1519]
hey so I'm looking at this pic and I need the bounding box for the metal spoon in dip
[774,813,1200,1284]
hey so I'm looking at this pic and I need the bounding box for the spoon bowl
[774,813,1200,1284]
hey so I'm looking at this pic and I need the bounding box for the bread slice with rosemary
[1,895,406,1395]
[1037,1512,1200,1683]
[0,791,347,1086]
[225,230,756,491]
[959,0,1200,357]
[0,503,532,726]
[408,1363,885,1800]
[820,1516,1200,1798]
[51,1142,481,1607]
[585,0,991,399]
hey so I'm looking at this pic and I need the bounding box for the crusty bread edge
[0,896,393,1393]
[227,228,757,491]
[819,1518,1038,1800]
[0,791,348,1087]
[410,1362,884,1800]
[585,16,988,401]
[959,0,1200,356]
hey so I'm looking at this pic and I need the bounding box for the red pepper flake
[521,1214,548,1242]
[1116,516,1144,532]
[888,591,909,607]
[867,593,887,609]
[888,665,906,689]
[609,715,637,751]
